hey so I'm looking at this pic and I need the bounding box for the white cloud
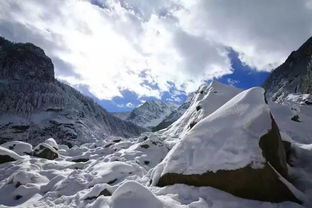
[0,0,311,101]
[176,0,312,71]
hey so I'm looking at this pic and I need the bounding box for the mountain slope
[113,100,178,128]
[163,81,242,138]
[0,37,144,146]
[152,92,195,131]
[263,36,312,101]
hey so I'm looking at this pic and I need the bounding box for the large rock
[154,88,301,203]
[33,139,59,160]
[0,146,23,164]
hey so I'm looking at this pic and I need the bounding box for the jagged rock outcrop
[263,36,312,101]
[0,37,145,146]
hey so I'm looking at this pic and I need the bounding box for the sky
[0,0,312,112]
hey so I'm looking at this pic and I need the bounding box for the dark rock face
[33,144,58,160]
[0,37,54,82]
[258,115,288,178]
[0,154,16,164]
[263,36,312,100]
[157,115,300,203]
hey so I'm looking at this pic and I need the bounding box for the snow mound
[44,138,58,150]
[0,146,23,162]
[160,87,271,175]
[164,80,241,138]
[87,161,145,186]
[110,181,163,208]
[1,141,32,155]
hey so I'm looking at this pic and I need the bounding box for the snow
[114,100,178,128]
[1,141,32,155]
[86,161,145,186]
[164,80,241,139]
[44,138,58,150]
[0,84,311,207]
[33,142,58,156]
[158,87,270,175]
[2,36,312,208]
[269,97,312,144]
[0,113,308,207]
[155,184,303,208]
[0,146,23,161]
[110,181,163,208]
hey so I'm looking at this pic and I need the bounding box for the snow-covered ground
[0,134,308,208]
[0,83,312,208]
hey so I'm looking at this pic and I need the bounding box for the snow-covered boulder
[33,139,59,160]
[0,146,23,164]
[110,181,163,208]
[1,141,32,155]
[154,87,300,203]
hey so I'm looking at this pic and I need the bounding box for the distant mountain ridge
[0,37,145,146]
[152,93,195,131]
[263,36,312,101]
[113,100,178,129]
